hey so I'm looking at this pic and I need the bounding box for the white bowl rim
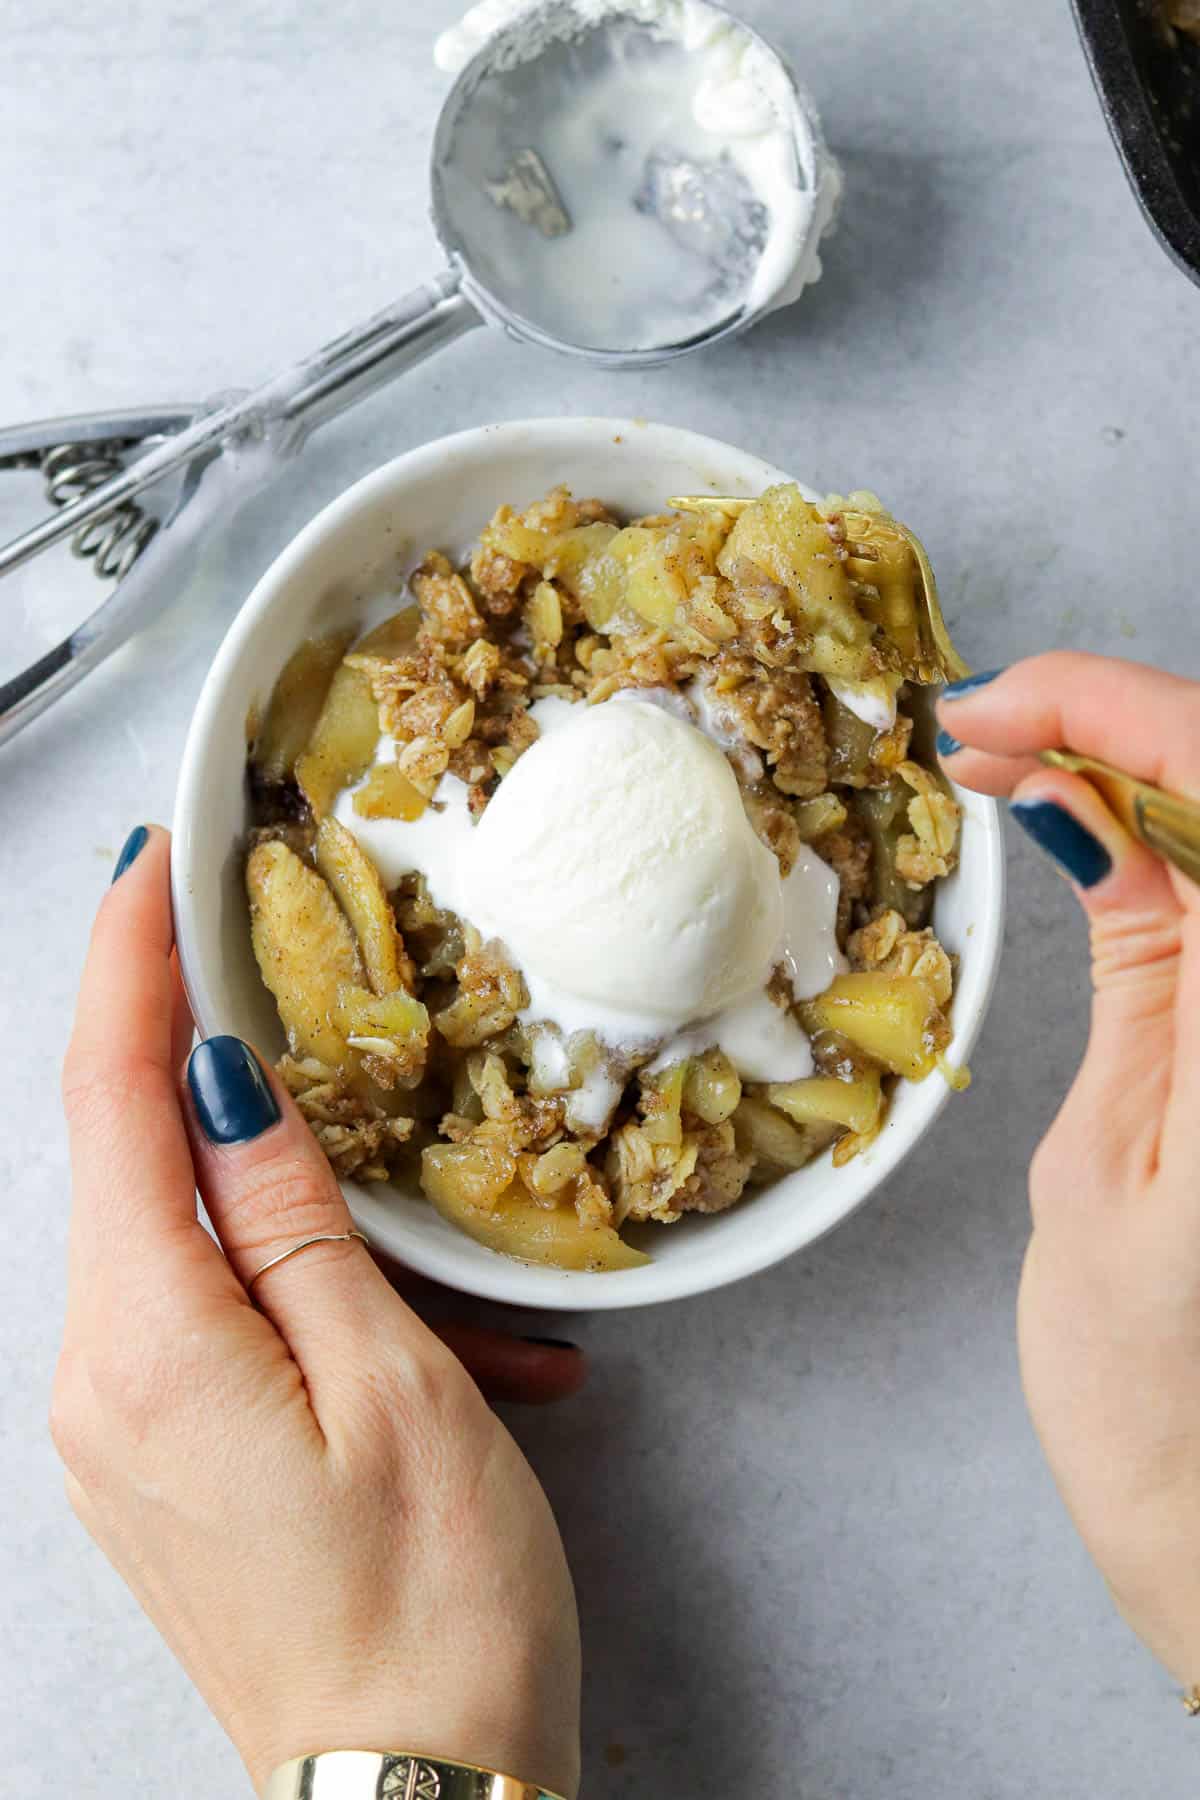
[172,417,1006,1312]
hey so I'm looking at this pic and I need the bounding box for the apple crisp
[244,483,963,1270]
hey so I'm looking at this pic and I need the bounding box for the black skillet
[1071,0,1200,282]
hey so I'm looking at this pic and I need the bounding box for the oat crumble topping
[244,483,962,1270]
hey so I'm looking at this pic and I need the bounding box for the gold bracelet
[1183,1687,1200,1716]
[261,1750,566,1800]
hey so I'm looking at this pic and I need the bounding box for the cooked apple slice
[246,838,363,1069]
[681,1050,742,1125]
[768,1069,883,1137]
[339,986,430,1086]
[732,1096,832,1173]
[296,663,380,818]
[799,972,946,1080]
[315,816,409,996]
[422,1145,649,1271]
[252,631,353,784]
[352,763,427,821]
[719,485,876,680]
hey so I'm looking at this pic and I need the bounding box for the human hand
[937,653,1200,1685]
[52,826,583,1795]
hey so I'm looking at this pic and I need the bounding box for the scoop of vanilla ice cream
[464,699,783,1025]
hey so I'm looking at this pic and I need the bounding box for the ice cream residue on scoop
[431,0,841,324]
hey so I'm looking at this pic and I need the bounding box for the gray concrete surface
[3,0,1198,1793]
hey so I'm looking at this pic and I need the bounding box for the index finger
[61,825,236,1308]
[939,658,1200,1163]
[936,653,1200,800]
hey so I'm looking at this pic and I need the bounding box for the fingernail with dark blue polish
[936,726,963,758]
[942,668,1003,701]
[111,825,149,883]
[1011,800,1112,889]
[187,1036,281,1145]
[522,1335,581,1351]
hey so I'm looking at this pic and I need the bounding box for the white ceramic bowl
[173,418,1005,1312]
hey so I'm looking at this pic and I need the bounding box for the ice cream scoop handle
[0,269,480,581]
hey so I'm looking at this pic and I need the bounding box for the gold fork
[669,493,1200,885]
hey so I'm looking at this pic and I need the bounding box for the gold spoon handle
[1039,750,1200,887]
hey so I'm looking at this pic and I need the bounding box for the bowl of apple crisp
[173,419,1005,1309]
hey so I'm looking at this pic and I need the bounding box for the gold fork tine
[894,521,970,685]
[665,493,752,514]
[668,494,754,512]
[668,491,1200,887]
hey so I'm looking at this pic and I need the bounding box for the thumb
[1009,766,1182,1178]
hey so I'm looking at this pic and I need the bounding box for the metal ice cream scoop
[0,0,834,747]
